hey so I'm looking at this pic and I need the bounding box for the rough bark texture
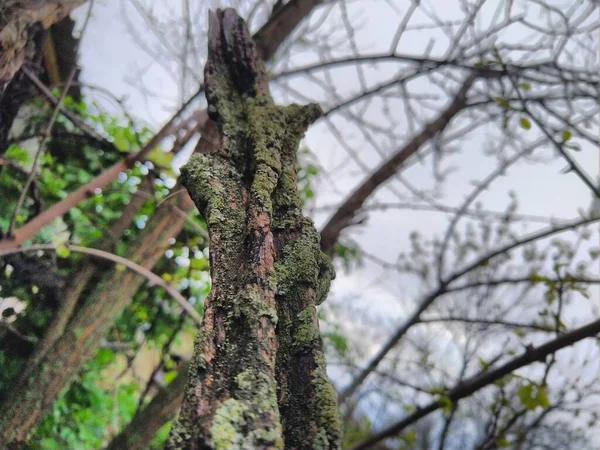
[0,192,191,444]
[0,0,322,251]
[0,0,82,96]
[166,9,340,450]
[106,362,190,450]
[0,22,44,154]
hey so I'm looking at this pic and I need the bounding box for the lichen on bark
[167,7,340,450]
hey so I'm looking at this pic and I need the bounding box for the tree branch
[0,0,323,249]
[0,243,202,324]
[319,73,477,252]
[350,316,600,450]
[338,215,600,403]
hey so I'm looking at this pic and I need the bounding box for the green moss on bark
[209,369,283,450]
[293,307,321,350]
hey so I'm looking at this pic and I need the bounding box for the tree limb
[351,316,600,450]
[319,73,477,252]
[0,243,202,324]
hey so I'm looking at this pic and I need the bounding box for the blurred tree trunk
[25,177,153,368]
[105,362,190,450]
[165,9,340,450]
[0,192,192,444]
[0,1,82,150]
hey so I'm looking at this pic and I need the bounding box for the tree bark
[166,9,340,450]
[0,192,192,444]
[0,0,82,96]
[0,24,44,154]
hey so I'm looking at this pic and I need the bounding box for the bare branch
[351,316,600,450]
[0,244,202,324]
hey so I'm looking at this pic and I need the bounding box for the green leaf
[519,117,531,130]
[537,386,550,408]
[562,130,572,142]
[306,164,318,176]
[163,370,178,384]
[437,394,453,414]
[324,331,349,357]
[55,244,70,259]
[520,82,531,90]
[529,272,545,282]
[39,438,62,450]
[148,147,174,169]
[513,328,525,338]
[113,133,130,152]
[190,257,209,271]
[4,145,31,165]
[496,435,511,448]
[518,382,550,410]
[494,97,511,110]
[400,430,417,446]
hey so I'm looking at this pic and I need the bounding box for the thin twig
[0,244,203,324]
[338,214,600,404]
[351,316,600,450]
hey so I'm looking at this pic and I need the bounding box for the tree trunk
[25,177,153,368]
[166,9,340,450]
[0,24,44,154]
[0,1,80,153]
[0,192,192,444]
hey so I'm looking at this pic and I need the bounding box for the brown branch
[417,316,555,333]
[0,187,191,443]
[0,93,205,249]
[7,0,94,236]
[105,362,190,450]
[319,73,477,252]
[25,178,152,366]
[337,214,600,404]
[0,1,83,96]
[314,201,567,224]
[350,316,600,450]
[253,0,325,60]
[20,66,113,147]
[446,276,600,293]
[0,322,38,344]
[499,58,600,199]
